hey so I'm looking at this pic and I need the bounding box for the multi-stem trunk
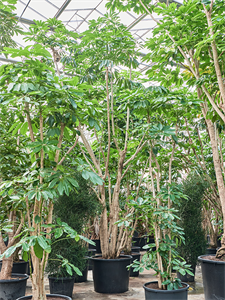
[200,97,225,248]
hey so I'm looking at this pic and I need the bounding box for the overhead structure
[0,0,183,72]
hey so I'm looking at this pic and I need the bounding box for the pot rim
[0,273,29,283]
[16,294,71,300]
[198,254,225,264]
[143,281,189,293]
[90,254,132,261]
[48,276,75,280]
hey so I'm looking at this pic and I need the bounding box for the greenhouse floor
[25,254,205,299]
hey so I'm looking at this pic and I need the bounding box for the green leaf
[2,246,16,258]
[21,82,29,93]
[88,117,95,127]
[66,264,72,276]
[34,241,43,259]
[20,122,28,135]
[71,265,82,276]
[82,170,90,180]
[69,98,77,109]
[67,177,79,188]
[54,228,63,239]
[34,215,41,224]
[22,242,29,252]
[22,251,28,262]
[57,181,64,195]
[37,236,49,250]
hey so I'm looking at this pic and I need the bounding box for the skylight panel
[58,10,77,22]
[28,1,58,18]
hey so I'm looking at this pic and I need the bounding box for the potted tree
[106,0,225,298]
[0,28,96,300]
[72,13,148,293]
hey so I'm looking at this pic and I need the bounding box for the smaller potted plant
[175,174,207,282]
[131,186,194,300]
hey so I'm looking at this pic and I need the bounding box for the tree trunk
[109,151,126,258]
[30,254,46,300]
[0,256,13,280]
[204,117,225,246]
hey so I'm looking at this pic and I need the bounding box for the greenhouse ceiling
[0,0,183,73]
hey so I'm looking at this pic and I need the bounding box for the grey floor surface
[25,262,205,300]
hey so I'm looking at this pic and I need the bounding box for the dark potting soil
[203,255,225,262]
[146,282,186,290]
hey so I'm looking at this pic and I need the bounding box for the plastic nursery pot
[131,246,141,253]
[0,259,28,274]
[205,247,217,255]
[90,254,132,293]
[16,294,72,300]
[198,254,225,300]
[143,281,189,300]
[89,239,101,253]
[129,253,141,277]
[48,276,75,298]
[132,237,147,250]
[88,248,96,270]
[0,273,29,300]
[177,265,196,282]
[74,262,88,283]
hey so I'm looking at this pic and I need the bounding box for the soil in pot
[143,281,189,300]
[48,276,75,297]
[0,259,28,274]
[90,254,132,293]
[0,273,29,300]
[198,254,225,300]
[16,294,71,300]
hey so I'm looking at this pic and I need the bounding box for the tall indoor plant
[0,40,95,300]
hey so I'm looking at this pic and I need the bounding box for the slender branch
[110,65,120,151]
[78,123,102,176]
[54,123,65,168]
[58,136,78,166]
[124,135,147,167]
[104,66,111,178]
[78,141,96,174]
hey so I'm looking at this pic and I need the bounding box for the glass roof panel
[1,0,182,73]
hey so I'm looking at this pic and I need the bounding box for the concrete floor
[25,261,205,300]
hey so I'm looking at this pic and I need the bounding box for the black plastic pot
[88,248,96,270]
[129,253,141,277]
[16,294,71,300]
[198,254,225,300]
[0,259,28,274]
[74,262,88,283]
[143,281,189,300]
[205,247,217,255]
[177,265,196,282]
[90,254,132,293]
[131,246,140,253]
[0,273,29,300]
[89,239,101,253]
[48,276,75,298]
[132,237,147,250]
